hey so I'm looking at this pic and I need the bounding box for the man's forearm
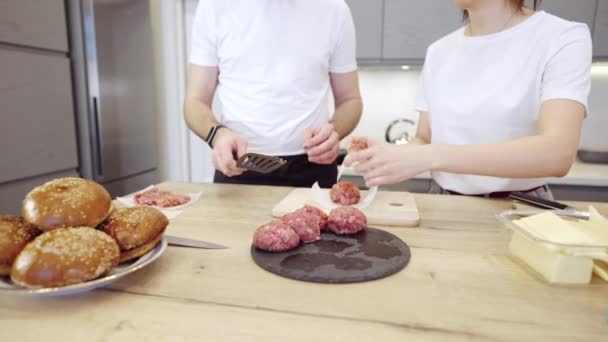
[330,98,363,139]
[184,97,219,141]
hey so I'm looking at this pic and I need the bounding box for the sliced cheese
[573,220,608,245]
[589,206,608,225]
[509,232,593,284]
[518,212,595,245]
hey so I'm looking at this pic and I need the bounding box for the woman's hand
[345,138,435,187]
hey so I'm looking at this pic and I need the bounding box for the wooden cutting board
[272,188,420,227]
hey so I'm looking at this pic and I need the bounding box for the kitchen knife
[509,192,573,210]
[509,192,591,220]
[166,235,229,249]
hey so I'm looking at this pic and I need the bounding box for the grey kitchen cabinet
[382,0,463,62]
[531,0,597,32]
[345,0,384,60]
[0,48,79,184]
[0,0,68,52]
[593,0,608,57]
[0,170,79,215]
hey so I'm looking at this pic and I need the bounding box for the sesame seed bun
[10,227,120,288]
[98,206,168,263]
[22,177,112,231]
[0,215,40,276]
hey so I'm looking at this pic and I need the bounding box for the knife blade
[165,235,228,249]
[509,192,591,220]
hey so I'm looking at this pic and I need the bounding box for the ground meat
[298,205,328,230]
[330,181,361,205]
[253,220,300,252]
[134,187,190,208]
[327,206,367,235]
[347,137,369,153]
[282,210,321,243]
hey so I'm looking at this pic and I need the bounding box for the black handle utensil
[509,192,573,210]
[236,153,287,174]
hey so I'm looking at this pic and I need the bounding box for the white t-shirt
[416,11,592,194]
[190,0,357,156]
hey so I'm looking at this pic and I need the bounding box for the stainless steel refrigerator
[0,0,158,214]
[69,0,159,196]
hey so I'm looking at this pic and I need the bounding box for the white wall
[150,0,190,182]
[351,69,421,143]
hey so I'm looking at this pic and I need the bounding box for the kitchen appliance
[577,150,608,164]
[385,118,416,144]
[68,0,159,196]
[578,67,608,164]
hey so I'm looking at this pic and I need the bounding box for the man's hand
[212,128,248,177]
[304,123,340,164]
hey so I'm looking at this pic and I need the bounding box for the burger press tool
[236,153,287,174]
[166,235,228,249]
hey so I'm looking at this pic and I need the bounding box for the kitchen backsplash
[352,66,608,151]
[343,68,421,144]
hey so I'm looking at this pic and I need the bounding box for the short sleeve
[189,0,219,66]
[415,49,432,113]
[540,24,592,113]
[329,3,358,74]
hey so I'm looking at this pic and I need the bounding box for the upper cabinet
[531,0,597,32]
[347,0,606,64]
[383,0,463,62]
[0,0,68,52]
[347,0,384,60]
[593,0,608,58]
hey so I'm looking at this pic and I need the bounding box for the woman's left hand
[345,139,434,187]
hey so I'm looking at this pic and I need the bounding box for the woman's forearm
[429,135,577,178]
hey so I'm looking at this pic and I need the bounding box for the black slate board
[250,228,411,283]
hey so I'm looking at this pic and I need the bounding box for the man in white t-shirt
[184,0,363,187]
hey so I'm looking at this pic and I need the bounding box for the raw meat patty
[330,181,361,205]
[327,206,367,235]
[282,210,321,243]
[253,220,300,252]
[299,205,328,230]
[347,137,369,153]
[134,187,190,208]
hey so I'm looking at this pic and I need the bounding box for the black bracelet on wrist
[205,124,226,148]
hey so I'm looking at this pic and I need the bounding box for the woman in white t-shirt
[347,0,592,198]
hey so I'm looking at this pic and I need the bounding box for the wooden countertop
[2,182,608,341]
[343,160,608,187]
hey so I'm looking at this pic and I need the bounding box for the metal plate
[251,228,411,283]
[0,237,167,297]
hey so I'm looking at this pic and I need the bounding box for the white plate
[0,237,167,297]
[115,186,202,219]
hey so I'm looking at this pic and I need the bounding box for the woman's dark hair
[463,0,542,20]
